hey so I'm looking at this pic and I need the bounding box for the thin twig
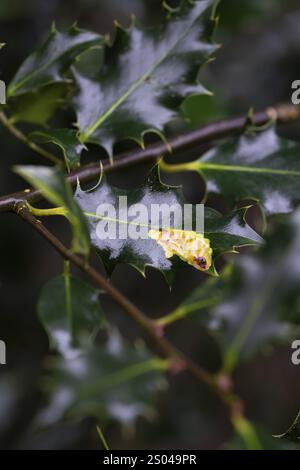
[0,111,61,165]
[1,103,299,213]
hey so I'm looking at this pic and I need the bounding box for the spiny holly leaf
[14,165,90,256]
[204,206,263,257]
[74,165,262,277]
[184,207,300,371]
[6,26,102,125]
[8,24,102,97]
[38,330,168,427]
[161,126,300,216]
[30,129,86,171]
[275,411,300,443]
[38,271,104,359]
[72,0,219,160]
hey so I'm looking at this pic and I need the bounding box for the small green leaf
[72,0,219,159]
[162,126,300,216]
[8,24,102,97]
[38,272,104,358]
[30,129,85,171]
[14,165,90,256]
[38,330,168,427]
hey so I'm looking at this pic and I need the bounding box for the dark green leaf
[30,129,85,171]
[14,165,90,256]
[162,127,300,216]
[204,207,263,257]
[38,273,104,358]
[38,330,168,426]
[74,165,262,276]
[8,24,102,97]
[72,0,219,159]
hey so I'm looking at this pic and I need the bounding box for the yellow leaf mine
[148,228,212,271]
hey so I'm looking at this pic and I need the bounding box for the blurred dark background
[0,0,300,450]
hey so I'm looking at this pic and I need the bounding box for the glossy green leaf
[38,330,168,426]
[38,271,104,358]
[275,411,300,443]
[162,126,300,216]
[14,165,90,256]
[30,129,85,171]
[204,207,263,257]
[74,165,262,277]
[72,0,219,159]
[8,24,102,97]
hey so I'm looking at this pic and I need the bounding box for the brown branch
[1,103,299,214]
[16,202,234,406]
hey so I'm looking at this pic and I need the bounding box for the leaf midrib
[160,159,300,177]
[85,211,203,232]
[81,8,206,141]
[199,162,300,176]
[85,212,259,244]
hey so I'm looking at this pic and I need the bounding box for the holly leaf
[162,126,300,216]
[38,330,168,427]
[72,0,219,160]
[204,206,263,257]
[74,165,262,277]
[181,207,300,371]
[38,272,104,359]
[30,129,85,171]
[14,165,90,256]
[8,24,102,97]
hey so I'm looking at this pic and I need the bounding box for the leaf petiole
[26,202,67,217]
